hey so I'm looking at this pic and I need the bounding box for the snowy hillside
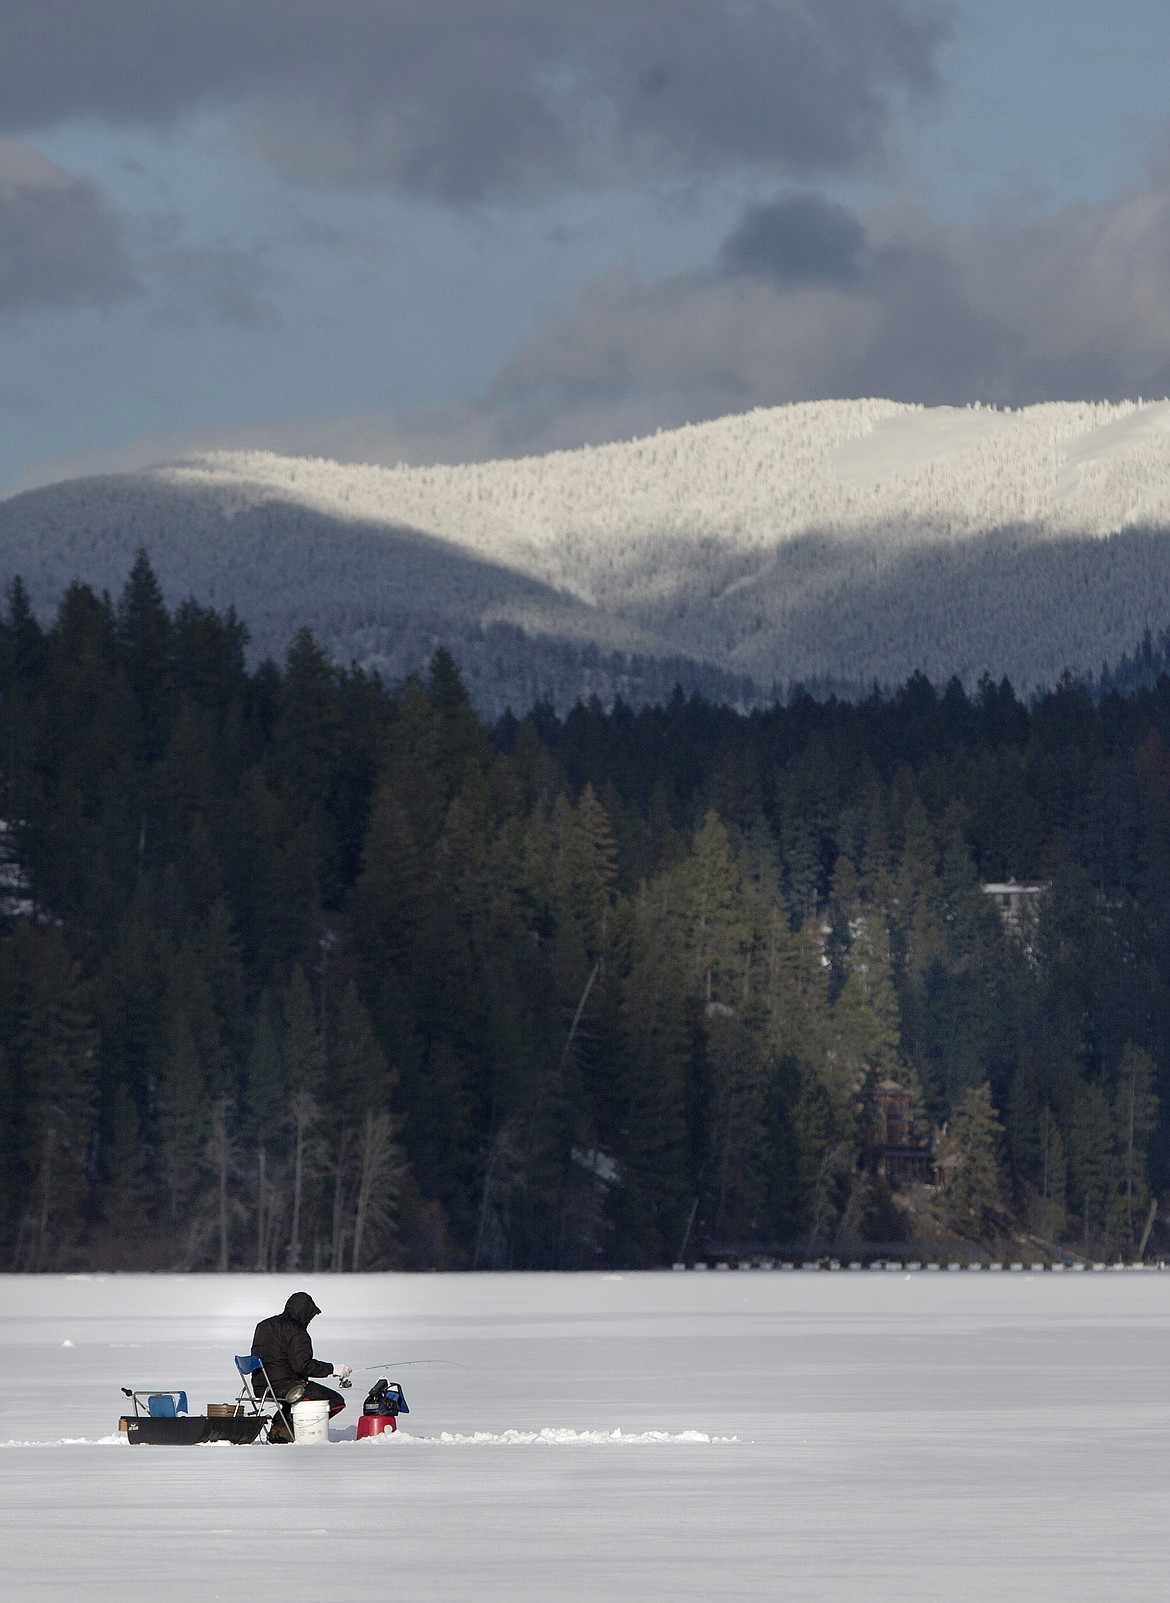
[4,397,1170,709]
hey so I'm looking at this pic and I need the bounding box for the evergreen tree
[117,551,174,765]
[329,981,396,1125]
[204,1097,240,1272]
[155,1013,209,1234]
[1036,1105,1067,1241]
[282,965,325,1099]
[1067,1081,1117,1248]
[16,930,98,1269]
[351,1109,404,1270]
[939,1082,1004,1232]
[245,988,285,1136]
[1115,1042,1158,1246]
[102,1083,152,1257]
[682,811,749,1009]
[612,878,692,1263]
[565,783,618,961]
[351,782,428,976]
[705,1007,770,1238]
[830,912,903,1096]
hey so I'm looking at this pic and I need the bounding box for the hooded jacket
[251,1292,334,1397]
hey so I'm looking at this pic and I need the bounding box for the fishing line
[360,1359,469,1370]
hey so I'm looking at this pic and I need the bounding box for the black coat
[251,1291,334,1396]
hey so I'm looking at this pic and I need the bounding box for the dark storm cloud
[720,193,866,285]
[0,141,135,314]
[496,161,1170,420]
[0,1,949,201]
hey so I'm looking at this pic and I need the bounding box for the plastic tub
[356,1413,397,1440]
[291,1398,331,1444]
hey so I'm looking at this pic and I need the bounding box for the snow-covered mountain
[4,397,1170,711]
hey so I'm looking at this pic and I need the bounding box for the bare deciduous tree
[287,1091,320,1271]
[352,1110,403,1271]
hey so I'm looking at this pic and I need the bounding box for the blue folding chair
[234,1352,296,1442]
[234,1354,279,1408]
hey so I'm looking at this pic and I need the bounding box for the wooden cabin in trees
[864,1074,931,1185]
[873,1078,910,1147]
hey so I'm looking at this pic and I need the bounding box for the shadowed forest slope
[4,559,1170,1268]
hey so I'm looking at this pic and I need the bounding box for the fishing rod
[360,1359,469,1370]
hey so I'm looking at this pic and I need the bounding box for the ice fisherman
[250,1290,352,1440]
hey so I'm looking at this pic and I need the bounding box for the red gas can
[356,1413,397,1439]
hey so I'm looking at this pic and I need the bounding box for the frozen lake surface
[2,1270,1169,1600]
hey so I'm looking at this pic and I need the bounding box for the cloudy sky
[4,0,1170,492]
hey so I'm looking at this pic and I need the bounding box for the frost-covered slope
[4,398,1170,708]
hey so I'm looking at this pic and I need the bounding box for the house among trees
[981,880,1046,936]
[864,1075,932,1186]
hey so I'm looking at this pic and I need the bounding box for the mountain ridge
[3,397,1170,711]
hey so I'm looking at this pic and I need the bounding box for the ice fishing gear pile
[356,1377,410,1439]
[118,1385,268,1446]
[117,1359,408,1446]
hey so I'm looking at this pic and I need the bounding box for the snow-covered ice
[2,1271,1169,1600]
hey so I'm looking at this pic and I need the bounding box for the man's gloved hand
[335,1363,353,1387]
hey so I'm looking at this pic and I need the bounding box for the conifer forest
[3,555,1170,1272]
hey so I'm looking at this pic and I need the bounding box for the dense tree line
[2,556,1169,1270]
[1096,623,1170,700]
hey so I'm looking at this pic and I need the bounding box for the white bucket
[291,1398,331,1445]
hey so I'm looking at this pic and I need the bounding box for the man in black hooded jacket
[251,1291,350,1439]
